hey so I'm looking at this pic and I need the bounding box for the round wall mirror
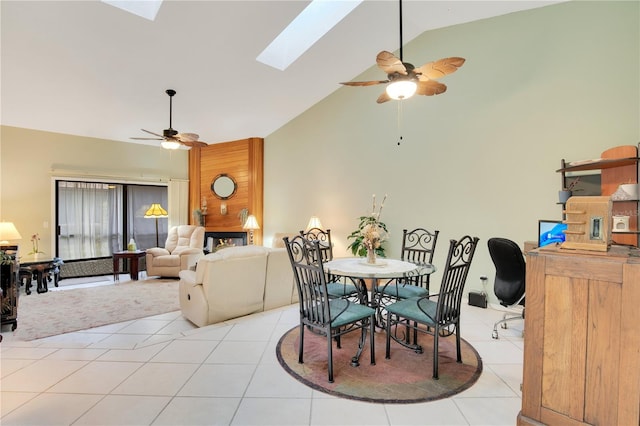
[211,174,237,200]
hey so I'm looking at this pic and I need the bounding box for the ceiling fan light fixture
[386,79,417,100]
[161,140,181,150]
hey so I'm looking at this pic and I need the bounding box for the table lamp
[243,215,260,245]
[144,203,168,247]
[306,216,323,231]
[0,221,22,247]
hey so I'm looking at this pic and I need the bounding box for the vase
[558,190,572,204]
[366,248,377,264]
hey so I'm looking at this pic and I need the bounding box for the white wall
[263,1,640,300]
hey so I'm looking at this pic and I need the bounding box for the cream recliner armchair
[146,225,205,278]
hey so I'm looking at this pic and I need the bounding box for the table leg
[130,256,139,280]
[35,270,47,293]
[113,256,119,281]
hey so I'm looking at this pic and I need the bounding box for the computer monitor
[538,220,567,247]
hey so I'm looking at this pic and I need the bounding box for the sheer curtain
[57,181,123,259]
[57,181,169,260]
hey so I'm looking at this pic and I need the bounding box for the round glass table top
[323,257,436,280]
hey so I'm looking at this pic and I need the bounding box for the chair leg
[492,313,524,339]
[433,326,439,380]
[455,322,462,363]
[369,314,376,365]
[327,331,334,383]
[298,324,305,364]
[385,311,392,359]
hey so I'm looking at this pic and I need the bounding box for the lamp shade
[144,203,168,218]
[243,215,260,230]
[0,222,22,243]
[386,79,417,100]
[306,216,323,231]
[161,140,181,150]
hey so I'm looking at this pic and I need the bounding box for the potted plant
[347,194,388,263]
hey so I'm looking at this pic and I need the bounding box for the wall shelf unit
[557,144,640,247]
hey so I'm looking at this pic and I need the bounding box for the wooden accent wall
[188,138,264,245]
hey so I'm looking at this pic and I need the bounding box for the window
[56,180,168,260]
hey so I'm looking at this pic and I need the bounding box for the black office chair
[487,237,525,339]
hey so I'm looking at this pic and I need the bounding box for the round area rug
[276,325,482,404]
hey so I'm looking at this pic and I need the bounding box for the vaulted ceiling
[1,1,562,146]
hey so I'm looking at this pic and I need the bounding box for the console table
[519,245,640,425]
[112,250,146,281]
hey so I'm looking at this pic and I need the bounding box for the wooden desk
[112,250,146,281]
[519,245,640,425]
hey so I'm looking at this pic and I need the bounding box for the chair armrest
[173,247,203,256]
[146,247,170,257]
[179,269,200,286]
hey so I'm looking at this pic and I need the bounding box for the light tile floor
[1,279,524,426]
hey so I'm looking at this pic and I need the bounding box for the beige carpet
[14,279,180,341]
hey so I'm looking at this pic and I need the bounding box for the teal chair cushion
[378,283,428,299]
[329,299,375,328]
[385,297,438,326]
[325,281,359,298]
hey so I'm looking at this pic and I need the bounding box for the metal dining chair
[284,235,376,383]
[377,228,440,301]
[384,235,479,379]
[375,228,439,342]
[299,228,360,301]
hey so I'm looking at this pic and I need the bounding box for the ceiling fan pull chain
[397,99,404,146]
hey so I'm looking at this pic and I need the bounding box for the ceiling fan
[340,0,465,103]
[131,89,208,149]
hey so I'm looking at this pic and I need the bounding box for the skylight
[257,0,363,71]
[102,0,163,21]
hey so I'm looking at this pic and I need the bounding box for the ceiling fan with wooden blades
[131,89,208,149]
[340,0,465,103]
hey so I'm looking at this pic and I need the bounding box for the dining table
[323,257,437,325]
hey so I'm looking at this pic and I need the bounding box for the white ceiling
[1,0,562,146]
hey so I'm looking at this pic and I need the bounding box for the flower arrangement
[347,194,389,261]
[28,233,44,255]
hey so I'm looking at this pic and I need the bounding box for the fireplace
[204,231,247,252]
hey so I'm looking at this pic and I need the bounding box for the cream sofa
[178,245,296,327]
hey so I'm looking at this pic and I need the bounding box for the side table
[112,250,146,281]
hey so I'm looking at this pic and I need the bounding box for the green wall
[264,1,640,299]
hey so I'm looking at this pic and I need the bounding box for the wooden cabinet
[557,145,639,247]
[518,246,640,425]
[1,257,18,331]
